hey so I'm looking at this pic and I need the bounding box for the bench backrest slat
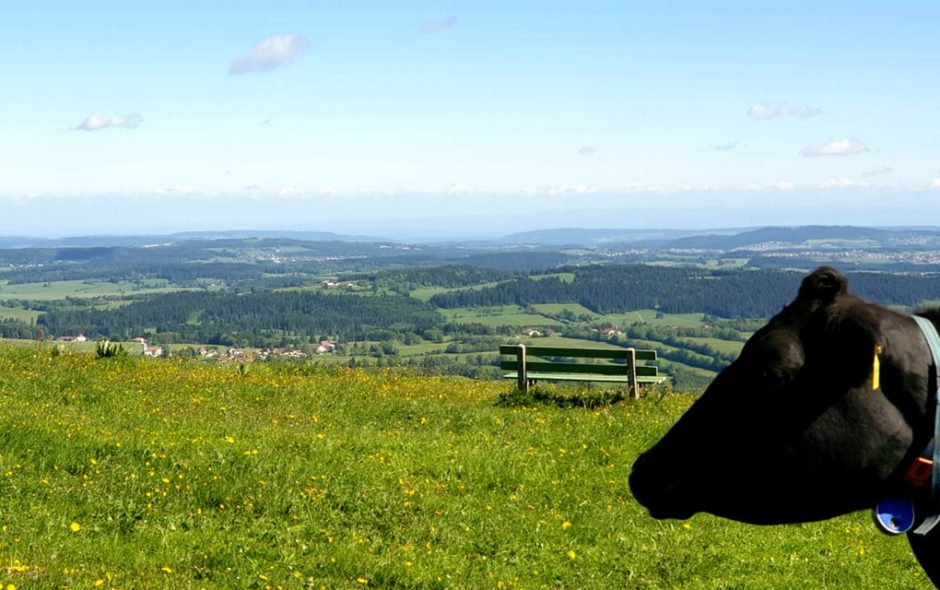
[501,360,659,377]
[498,345,656,361]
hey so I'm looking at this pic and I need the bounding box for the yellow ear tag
[872,344,882,391]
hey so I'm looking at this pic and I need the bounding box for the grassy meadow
[0,347,930,589]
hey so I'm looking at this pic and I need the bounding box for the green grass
[409,282,503,302]
[529,272,575,283]
[439,306,565,328]
[0,306,41,322]
[0,347,930,589]
[602,310,708,329]
[680,336,745,356]
[529,303,599,318]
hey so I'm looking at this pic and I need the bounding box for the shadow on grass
[497,385,634,409]
[497,380,677,409]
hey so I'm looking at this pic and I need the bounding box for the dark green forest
[38,291,444,347]
[430,266,940,317]
[25,264,940,348]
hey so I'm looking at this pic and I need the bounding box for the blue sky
[1,1,938,238]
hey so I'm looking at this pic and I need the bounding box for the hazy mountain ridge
[0,230,388,250]
[4,226,940,269]
[663,226,940,250]
[500,225,940,250]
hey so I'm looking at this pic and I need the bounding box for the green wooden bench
[499,344,665,397]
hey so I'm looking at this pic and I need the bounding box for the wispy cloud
[862,165,893,177]
[745,181,795,191]
[229,34,309,75]
[800,138,870,157]
[931,178,940,190]
[821,178,866,189]
[710,141,739,152]
[748,103,822,121]
[448,183,474,194]
[546,184,594,196]
[424,17,457,32]
[76,113,142,131]
[278,186,303,196]
[577,146,599,156]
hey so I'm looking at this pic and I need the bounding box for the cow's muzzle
[629,452,698,520]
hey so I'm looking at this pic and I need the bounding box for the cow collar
[873,315,940,536]
[910,315,940,535]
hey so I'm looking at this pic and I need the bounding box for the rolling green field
[680,337,745,356]
[0,347,929,589]
[0,279,197,301]
[439,306,566,329]
[409,282,503,303]
[602,310,708,330]
[529,303,599,318]
[0,306,41,323]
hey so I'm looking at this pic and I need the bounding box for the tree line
[429,266,940,318]
[38,290,445,347]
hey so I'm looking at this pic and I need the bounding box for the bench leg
[515,344,528,393]
[626,348,639,399]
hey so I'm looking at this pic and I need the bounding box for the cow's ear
[823,310,879,386]
[799,266,848,302]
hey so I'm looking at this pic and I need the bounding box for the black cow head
[630,266,933,525]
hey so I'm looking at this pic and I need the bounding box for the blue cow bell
[873,496,916,535]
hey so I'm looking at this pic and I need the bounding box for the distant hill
[664,225,940,250]
[0,230,389,249]
[169,230,387,243]
[498,227,745,247]
[6,225,940,253]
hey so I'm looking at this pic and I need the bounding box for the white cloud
[448,183,475,194]
[577,146,599,156]
[546,184,594,196]
[424,17,457,32]
[76,113,142,131]
[229,34,309,75]
[154,185,198,196]
[821,178,866,189]
[278,186,303,196]
[931,178,940,189]
[748,103,822,121]
[745,181,795,191]
[800,138,870,157]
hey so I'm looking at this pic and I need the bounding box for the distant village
[55,333,338,362]
[54,325,630,362]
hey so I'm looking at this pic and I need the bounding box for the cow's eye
[759,366,793,387]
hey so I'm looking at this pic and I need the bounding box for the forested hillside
[7,230,940,389]
[430,266,940,317]
[29,264,940,349]
[38,291,443,347]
